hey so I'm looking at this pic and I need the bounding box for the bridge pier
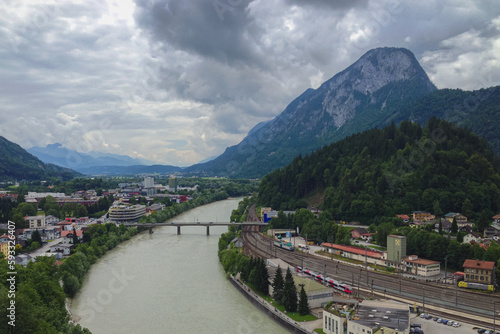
[206,226,210,236]
[149,227,153,234]
[177,226,181,235]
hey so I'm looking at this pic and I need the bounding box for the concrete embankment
[228,275,315,334]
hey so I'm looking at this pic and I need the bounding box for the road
[28,238,62,258]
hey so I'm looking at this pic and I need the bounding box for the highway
[242,225,499,323]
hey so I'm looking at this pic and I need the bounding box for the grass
[314,329,326,334]
[246,283,318,322]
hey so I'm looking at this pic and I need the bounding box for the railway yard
[241,224,500,331]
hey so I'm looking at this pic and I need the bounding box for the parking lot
[411,313,491,334]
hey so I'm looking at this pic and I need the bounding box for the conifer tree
[272,265,284,304]
[282,267,297,312]
[298,284,310,316]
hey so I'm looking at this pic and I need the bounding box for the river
[70,198,288,334]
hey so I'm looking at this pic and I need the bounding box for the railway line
[242,225,499,325]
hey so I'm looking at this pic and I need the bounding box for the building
[61,230,83,244]
[350,228,368,239]
[0,242,9,259]
[323,300,409,334]
[463,232,481,244]
[402,255,440,277]
[168,177,178,192]
[50,242,74,256]
[396,214,410,223]
[493,214,500,224]
[25,215,46,228]
[434,219,452,233]
[463,259,495,285]
[108,204,146,223]
[143,177,156,196]
[321,243,386,266]
[45,215,59,225]
[444,212,467,224]
[268,273,335,309]
[386,235,406,265]
[411,211,435,222]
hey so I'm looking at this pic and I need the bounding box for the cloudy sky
[1,0,500,166]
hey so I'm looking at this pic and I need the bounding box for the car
[437,318,442,323]
[448,321,453,326]
[411,324,421,328]
[453,322,461,327]
[477,329,486,334]
[484,331,492,334]
[424,314,432,320]
[433,317,438,321]
[420,313,426,318]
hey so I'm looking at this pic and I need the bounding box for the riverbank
[228,274,320,334]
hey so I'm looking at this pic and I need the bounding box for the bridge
[123,221,267,235]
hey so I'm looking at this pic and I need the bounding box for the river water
[70,198,288,334]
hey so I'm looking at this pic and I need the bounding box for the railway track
[243,227,500,326]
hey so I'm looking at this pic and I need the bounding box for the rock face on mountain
[187,47,437,178]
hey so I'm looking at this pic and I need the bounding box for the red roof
[61,230,83,237]
[321,243,384,259]
[397,214,410,220]
[57,221,72,225]
[463,259,495,270]
[493,214,500,219]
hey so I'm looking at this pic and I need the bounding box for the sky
[1,0,500,167]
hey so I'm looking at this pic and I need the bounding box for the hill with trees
[0,136,80,181]
[257,118,500,226]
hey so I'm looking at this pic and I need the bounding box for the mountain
[0,137,80,181]
[28,143,155,173]
[75,164,183,176]
[186,47,437,178]
[394,86,500,156]
[258,118,500,226]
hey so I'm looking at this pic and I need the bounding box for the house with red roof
[61,230,83,244]
[463,259,495,285]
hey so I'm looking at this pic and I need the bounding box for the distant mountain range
[27,143,155,170]
[0,137,80,181]
[9,47,500,179]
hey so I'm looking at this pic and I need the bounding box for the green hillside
[0,136,79,181]
[258,118,500,226]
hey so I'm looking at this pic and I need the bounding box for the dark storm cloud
[285,0,368,10]
[133,0,260,66]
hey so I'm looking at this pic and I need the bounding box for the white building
[25,216,46,228]
[323,300,409,334]
[402,255,440,277]
[108,204,146,223]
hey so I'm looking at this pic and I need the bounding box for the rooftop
[463,259,495,270]
[352,300,409,331]
[403,256,440,266]
[321,243,384,259]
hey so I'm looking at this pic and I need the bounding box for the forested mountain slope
[258,118,500,226]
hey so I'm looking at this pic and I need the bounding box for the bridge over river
[123,221,266,235]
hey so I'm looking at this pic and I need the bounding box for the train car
[339,283,353,294]
[273,240,295,251]
[458,281,494,291]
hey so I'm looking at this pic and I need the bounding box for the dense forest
[258,118,500,225]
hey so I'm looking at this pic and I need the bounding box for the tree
[438,220,443,235]
[31,229,42,244]
[282,267,297,312]
[462,199,473,220]
[433,200,443,218]
[451,217,458,234]
[272,265,284,304]
[298,284,310,316]
[72,227,79,245]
